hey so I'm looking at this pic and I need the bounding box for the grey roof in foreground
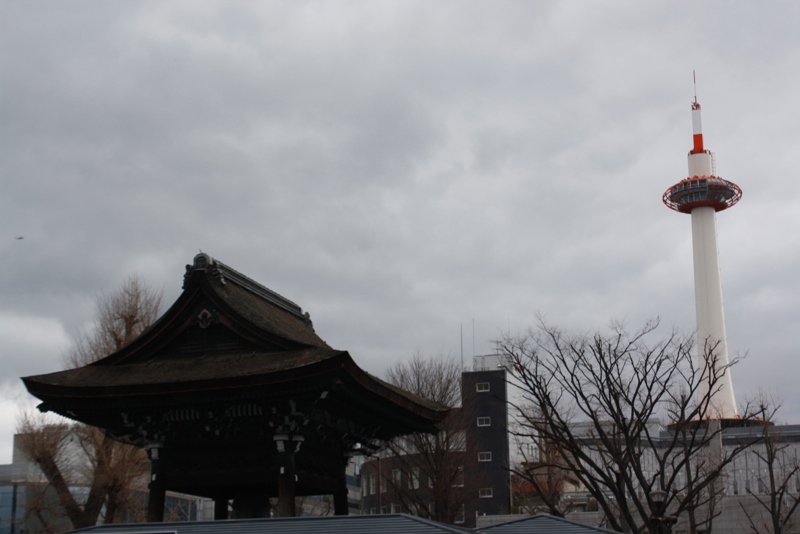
[477,514,619,534]
[67,514,472,534]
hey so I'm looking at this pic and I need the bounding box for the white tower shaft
[687,150,737,419]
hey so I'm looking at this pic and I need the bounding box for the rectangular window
[411,467,420,489]
[393,468,401,486]
[453,465,464,487]
[478,451,492,462]
[454,504,465,524]
[477,416,491,427]
[476,382,490,392]
[479,487,493,498]
[381,505,388,514]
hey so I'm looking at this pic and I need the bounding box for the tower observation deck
[663,96,742,420]
[662,175,742,214]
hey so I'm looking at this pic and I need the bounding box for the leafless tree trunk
[18,274,161,529]
[499,318,760,534]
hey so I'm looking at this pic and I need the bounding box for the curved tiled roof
[22,253,448,422]
[23,347,340,394]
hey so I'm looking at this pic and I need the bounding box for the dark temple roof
[22,253,447,428]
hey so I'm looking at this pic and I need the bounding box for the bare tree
[18,274,162,529]
[64,274,162,368]
[371,352,471,524]
[499,318,760,534]
[386,351,462,408]
[736,399,800,534]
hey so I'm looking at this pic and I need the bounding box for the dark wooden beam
[333,462,349,516]
[277,453,296,517]
[214,497,228,520]
[146,444,166,523]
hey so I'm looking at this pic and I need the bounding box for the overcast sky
[2,1,799,463]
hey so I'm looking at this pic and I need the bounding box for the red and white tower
[663,87,742,420]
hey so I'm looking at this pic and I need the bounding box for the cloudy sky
[2,1,799,463]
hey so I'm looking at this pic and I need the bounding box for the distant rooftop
[65,514,472,534]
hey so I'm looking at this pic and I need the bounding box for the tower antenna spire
[690,71,703,152]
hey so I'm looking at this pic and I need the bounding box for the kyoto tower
[662,83,742,420]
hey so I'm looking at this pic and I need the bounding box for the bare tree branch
[500,318,760,534]
[737,394,800,534]
[377,352,474,524]
[64,274,162,368]
[18,274,161,529]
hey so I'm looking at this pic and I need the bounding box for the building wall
[462,368,510,520]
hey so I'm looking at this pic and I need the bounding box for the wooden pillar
[333,463,349,516]
[214,497,228,520]
[146,443,165,523]
[277,453,296,517]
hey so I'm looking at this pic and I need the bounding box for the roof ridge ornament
[185,253,226,286]
[184,253,315,329]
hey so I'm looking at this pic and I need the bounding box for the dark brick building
[463,368,510,520]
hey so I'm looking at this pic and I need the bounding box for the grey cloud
[2,1,800,461]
